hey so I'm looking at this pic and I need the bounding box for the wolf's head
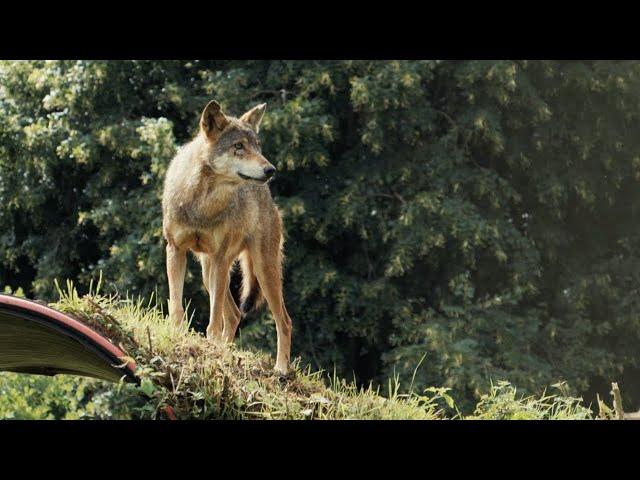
[198,100,275,184]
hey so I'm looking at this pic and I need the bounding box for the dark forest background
[2,60,640,412]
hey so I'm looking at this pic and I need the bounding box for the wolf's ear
[200,100,229,138]
[239,103,267,133]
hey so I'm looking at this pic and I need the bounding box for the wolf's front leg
[166,243,187,326]
[205,258,229,340]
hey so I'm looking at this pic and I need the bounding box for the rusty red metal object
[0,294,137,383]
[162,405,177,420]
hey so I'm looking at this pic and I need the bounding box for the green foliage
[0,373,87,419]
[0,372,137,419]
[466,381,594,420]
[2,60,640,411]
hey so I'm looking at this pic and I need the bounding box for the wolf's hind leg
[166,243,187,326]
[200,254,211,293]
[203,255,239,342]
[222,286,241,343]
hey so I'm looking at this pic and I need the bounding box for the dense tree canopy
[1,60,640,411]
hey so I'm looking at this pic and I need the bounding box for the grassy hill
[0,281,618,420]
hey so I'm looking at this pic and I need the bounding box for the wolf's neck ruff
[172,173,239,230]
[175,201,224,231]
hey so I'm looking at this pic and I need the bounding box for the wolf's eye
[234,143,244,150]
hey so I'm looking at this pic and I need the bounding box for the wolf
[162,99,292,375]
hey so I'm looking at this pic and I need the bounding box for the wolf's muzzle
[263,166,276,179]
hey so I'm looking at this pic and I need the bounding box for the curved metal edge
[0,294,137,381]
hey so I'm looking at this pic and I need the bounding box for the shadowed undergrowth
[0,280,616,420]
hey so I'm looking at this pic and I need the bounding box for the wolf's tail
[239,251,265,315]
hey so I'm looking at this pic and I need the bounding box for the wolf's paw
[205,326,219,340]
[274,364,294,384]
[169,309,185,327]
[172,317,184,328]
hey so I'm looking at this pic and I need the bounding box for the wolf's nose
[264,166,276,178]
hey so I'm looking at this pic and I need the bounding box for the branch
[434,109,486,171]
[612,382,625,420]
[366,191,407,206]
[434,109,458,132]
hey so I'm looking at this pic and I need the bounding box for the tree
[2,60,640,411]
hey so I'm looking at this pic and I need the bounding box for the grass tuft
[47,280,444,419]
